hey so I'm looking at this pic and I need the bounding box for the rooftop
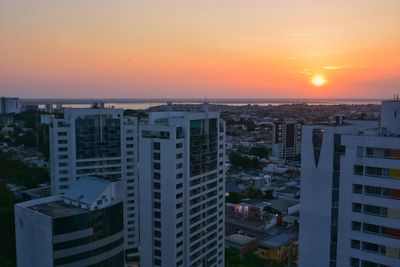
[22,186,51,199]
[226,233,257,246]
[268,198,299,211]
[63,175,112,206]
[239,200,269,209]
[259,233,294,249]
[28,199,88,218]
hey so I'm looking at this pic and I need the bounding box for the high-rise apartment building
[0,97,20,114]
[15,176,125,267]
[49,105,139,261]
[272,119,302,161]
[299,100,400,267]
[138,105,226,267]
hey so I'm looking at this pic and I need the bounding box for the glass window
[153,142,160,150]
[353,184,363,194]
[357,147,364,157]
[352,203,362,213]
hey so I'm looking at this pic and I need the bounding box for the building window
[352,203,362,213]
[350,257,359,267]
[176,143,183,149]
[154,163,160,170]
[356,147,364,157]
[352,184,363,194]
[153,142,160,150]
[154,153,160,160]
[154,182,160,190]
[354,165,363,175]
[351,221,361,231]
[154,230,161,238]
[351,240,360,249]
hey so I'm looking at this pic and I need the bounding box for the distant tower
[272,119,302,161]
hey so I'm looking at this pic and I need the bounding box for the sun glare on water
[311,74,327,87]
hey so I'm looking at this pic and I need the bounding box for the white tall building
[299,100,400,267]
[138,105,226,267]
[272,119,302,161]
[49,105,139,261]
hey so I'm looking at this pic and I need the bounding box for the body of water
[26,98,382,110]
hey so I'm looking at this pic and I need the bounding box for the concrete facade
[299,101,400,267]
[138,108,226,267]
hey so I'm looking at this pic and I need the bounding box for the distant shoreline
[20,98,383,105]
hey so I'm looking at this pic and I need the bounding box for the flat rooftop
[268,198,299,212]
[22,186,51,199]
[239,200,269,208]
[259,233,294,249]
[226,233,257,246]
[28,200,88,218]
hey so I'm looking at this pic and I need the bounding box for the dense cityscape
[2,1,400,266]
[1,97,399,266]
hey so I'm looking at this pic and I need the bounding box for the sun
[311,74,327,87]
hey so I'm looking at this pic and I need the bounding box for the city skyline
[1,0,400,99]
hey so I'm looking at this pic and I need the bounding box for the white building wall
[49,108,140,260]
[300,102,400,267]
[15,197,57,267]
[139,110,225,267]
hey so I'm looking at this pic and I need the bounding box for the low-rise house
[257,233,297,263]
[225,233,258,254]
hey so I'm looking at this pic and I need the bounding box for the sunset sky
[1,0,399,99]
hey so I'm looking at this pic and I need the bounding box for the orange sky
[1,0,399,98]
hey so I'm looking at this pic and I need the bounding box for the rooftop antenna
[203,97,209,112]
[167,101,173,111]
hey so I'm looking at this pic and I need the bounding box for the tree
[245,188,264,199]
[249,147,269,159]
[226,192,242,204]
[0,183,16,266]
[229,152,261,171]
[0,152,49,188]
[264,190,274,200]
[226,248,241,267]
[226,118,235,126]
[225,248,268,267]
